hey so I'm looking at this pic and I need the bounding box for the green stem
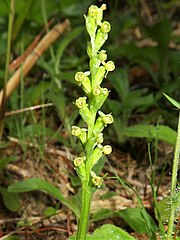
[167,111,180,239]
[77,182,92,240]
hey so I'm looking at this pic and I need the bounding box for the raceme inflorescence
[71,4,115,239]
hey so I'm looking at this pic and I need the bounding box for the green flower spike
[72,4,115,239]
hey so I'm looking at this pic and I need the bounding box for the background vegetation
[0,0,180,239]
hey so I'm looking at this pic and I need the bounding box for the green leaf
[0,186,20,212]
[8,178,79,217]
[116,207,157,234]
[163,93,180,109]
[2,236,20,240]
[69,224,136,240]
[122,124,177,145]
[0,156,17,169]
[91,209,114,222]
[43,206,56,217]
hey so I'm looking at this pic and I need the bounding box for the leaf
[0,186,20,212]
[116,207,157,234]
[91,209,114,222]
[43,207,56,217]
[69,224,136,240]
[163,93,180,109]
[2,236,20,240]
[0,156,17,169]
[22,123,67,144]
[122,124,177,145]
[8,178,79,217]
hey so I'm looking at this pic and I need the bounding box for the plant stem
[0,0,14,140]
[167,111,180,239]
[77,182,92,240]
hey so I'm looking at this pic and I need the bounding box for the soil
[0,138,175,239]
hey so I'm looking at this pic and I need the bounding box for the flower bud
[92,175,103,188]
[88,5,98,17]
[94,29,108,52]
[74,157,86,167]
[92,87,109,111]
[101,21,111,33]
[93,66,106,86]
[102,145,112,155]
[98,50,107,63]
[75,97,87,109]
[93,85,101,95]
[90,147,103,166]
[96,133,103,144]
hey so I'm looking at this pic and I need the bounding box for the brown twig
[0,19,70,108]
[9,18,55,71]
[5,103,53,117]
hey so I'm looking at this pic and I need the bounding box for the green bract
[72,4,115,239]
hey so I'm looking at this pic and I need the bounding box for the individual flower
[102,145,112,155]
[92,175,103,188]
[75,97,87,108]
[75,72,85,84]
[71,126,81,137]
[101,21,111,33]
[98,50,107,63]
[96,4,107,26]
[98,111,114,125]
[88,5,98,17]
[104,61,115,72]
[74,157,86,167]
[71,126,87,144]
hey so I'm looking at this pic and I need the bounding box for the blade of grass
[0,0,14,140]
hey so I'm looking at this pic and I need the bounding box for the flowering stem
[77,183,92,240]
[72,4,115,239]
[167,111,180,239]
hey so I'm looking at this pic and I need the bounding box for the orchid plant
[71,4,115,239]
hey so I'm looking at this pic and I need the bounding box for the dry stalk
[0,19,70,107]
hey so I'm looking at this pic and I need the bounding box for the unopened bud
[96,133,103,144]
[98,50,107,63]
[88,5,98,17]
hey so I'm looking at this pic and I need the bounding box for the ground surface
[0,138,174,240]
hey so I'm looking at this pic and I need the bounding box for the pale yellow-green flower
[102,145,112,155]
[75,97,87,108]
